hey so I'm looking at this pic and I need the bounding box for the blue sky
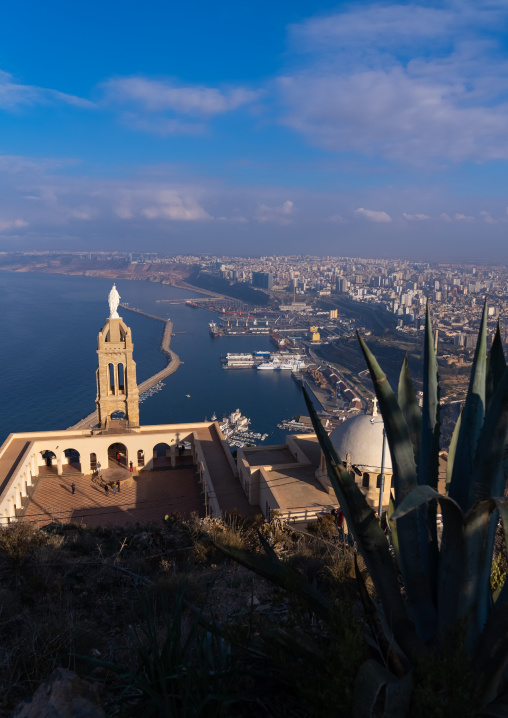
[1,0,508,260]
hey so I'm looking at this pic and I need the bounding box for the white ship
[257,355,306,371]
[257,359,282,370]
[224,352,256,368]
[279,358,307,370]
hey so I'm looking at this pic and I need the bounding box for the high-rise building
[252,272,273,289]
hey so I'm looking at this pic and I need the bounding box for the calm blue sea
[0,271,306,445]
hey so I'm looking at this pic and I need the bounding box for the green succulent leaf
[416,305,441,601]
[302,383,423,659]
[486,320,506,412]
[357,332,418,504]
[419,302,440,490]
[390,485,444,520]
[474,366,508,502]
[471,366,508,629]
[475,501,508,707]
[388,493,401,571]
[353,660,413,718]
[446,410,461,495]
[392,487,497,650]
[357,335,438,644]
[398,353,421,471]
[449,300,488,513]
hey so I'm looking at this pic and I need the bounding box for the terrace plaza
[0,285,401,529]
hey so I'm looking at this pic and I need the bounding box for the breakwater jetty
[69,306,182,430]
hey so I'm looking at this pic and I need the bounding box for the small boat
[185,394,191,398]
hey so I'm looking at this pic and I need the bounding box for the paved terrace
[264,465,334,513]
[19,466,205,528]
[1,420,259,526]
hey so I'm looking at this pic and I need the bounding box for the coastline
[0,265,223,299]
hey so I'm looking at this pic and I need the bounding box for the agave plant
[215,300,508,717]
[299,301,508,716]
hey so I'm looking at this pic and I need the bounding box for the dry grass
[0,516,367,717]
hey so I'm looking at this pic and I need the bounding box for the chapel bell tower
[95,285,140,429]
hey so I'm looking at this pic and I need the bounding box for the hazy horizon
[1,1,508,261]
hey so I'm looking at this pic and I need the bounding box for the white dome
[329,414,392,473]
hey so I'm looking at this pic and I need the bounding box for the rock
[12,668,105,718]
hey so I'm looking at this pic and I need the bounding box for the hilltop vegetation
[0,515,367,718]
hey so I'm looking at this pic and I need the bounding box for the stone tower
[95,286,140,428]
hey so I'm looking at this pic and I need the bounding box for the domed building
[315,409,393,512]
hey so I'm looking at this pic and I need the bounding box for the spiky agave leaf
[474,500,508,708]
[470,366,508,629]
[392,488,497,652]
[387,493,401,571]
[419,302,440,490]
[356,334,438,644]
[357,332,418,505]
[486,321,506,412]
[416,303,441,602]
[354,555,406,678]
[302,383,423,660]
[449,300,488,513]
[398,354,421,470]
[353,660,413,718]
[445,411,461,495]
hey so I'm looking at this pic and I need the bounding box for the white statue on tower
[108,284,121,318]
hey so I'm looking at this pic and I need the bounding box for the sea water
[0,271,306,445]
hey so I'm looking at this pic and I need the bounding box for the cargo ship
[270,332,287,350]
[209,321,220,338]
[186,300,199,308]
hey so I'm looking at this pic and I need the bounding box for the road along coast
[69,308,182,430]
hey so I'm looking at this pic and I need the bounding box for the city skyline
[1,0,508,260]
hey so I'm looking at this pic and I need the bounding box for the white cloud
[140,191,211,221]
[290,5,457,51]
[481,211,496,224]
[354,207,391,223]
[329,214,345,223]
[256,200,294,224]
[120,114,206,136]
[441,213,452,221]
[403,213,431,220]
[0,218,27,232]
[454,213,474,222]
[0,70,93,110]
[113,188,211,222]
[103,76,260,116]
[279,3,508,163]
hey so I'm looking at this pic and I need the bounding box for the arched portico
[63,448,81,472]
[108,442,128,468]
[40,450,57,475]
[153,442,172,468]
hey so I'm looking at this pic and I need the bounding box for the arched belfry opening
[95,285,140,429]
